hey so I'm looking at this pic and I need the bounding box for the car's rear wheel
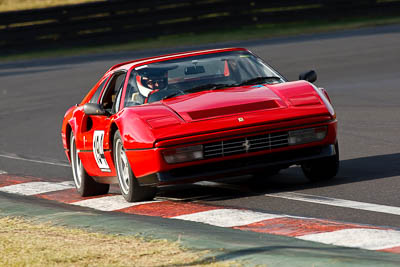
[301,142,339,182]
[114,130,156,202]
[70,132,110,196]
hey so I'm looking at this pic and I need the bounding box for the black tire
[113,130,156,202]
[70,132,110,196]
[301,142,339,182]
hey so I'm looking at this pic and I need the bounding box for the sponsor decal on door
[93,130,111,172]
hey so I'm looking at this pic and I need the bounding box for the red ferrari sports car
[61,47,338,202]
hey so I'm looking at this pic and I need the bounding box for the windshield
[124,50,285,106]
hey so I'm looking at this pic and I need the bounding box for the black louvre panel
[203,131,289,159]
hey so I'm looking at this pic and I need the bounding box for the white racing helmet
[136,70,168,97]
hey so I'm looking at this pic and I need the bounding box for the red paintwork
[118,201,219,218]
[380,246,400,254]
[234,217,377,237]
[36,188,116,204]
[0,174,42,187]
[61,47,338,185]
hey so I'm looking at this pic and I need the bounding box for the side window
[100,72,126,113]
[89,78,107,104]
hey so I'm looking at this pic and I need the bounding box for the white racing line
[173,208,285,227]
[72,196,161,212]
[0,153,70,167]
[0,181,75,195]
[266,192,400,216]
[298,228,400,250]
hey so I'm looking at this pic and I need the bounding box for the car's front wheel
[301,142,339,182]
[70,132,110,196]
[113,130,156,202]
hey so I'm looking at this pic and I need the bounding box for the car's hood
[161,81,325,122]
[161,85,285,122]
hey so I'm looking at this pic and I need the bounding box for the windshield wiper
[162,89,185,100]
[186,83,234,93]
[162,83,234,100]
[236,76,281,86]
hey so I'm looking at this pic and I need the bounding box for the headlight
[147,116,180,129]
[288,126,327,145]
[311,84,335,118]
[163,145,204,164]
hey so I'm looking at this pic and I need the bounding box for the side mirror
[83,103,107,116]
[299,70,317,83]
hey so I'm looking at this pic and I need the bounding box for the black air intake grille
[203,131,289,159]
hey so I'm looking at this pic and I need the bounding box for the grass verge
[0,216,239,267]
[0,0,103,12]
[1,16,400,62]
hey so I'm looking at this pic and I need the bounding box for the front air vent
[188,100,279,120]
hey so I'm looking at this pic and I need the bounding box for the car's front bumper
[136,144,336,186]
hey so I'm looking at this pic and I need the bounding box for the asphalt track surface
[0,24,400,234]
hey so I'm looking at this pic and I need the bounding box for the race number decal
[93,130,111,172]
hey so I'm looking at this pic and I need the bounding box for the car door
[79,71,127,177]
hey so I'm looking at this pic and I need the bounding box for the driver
[136,70,168,100]
[129,66,174,105]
